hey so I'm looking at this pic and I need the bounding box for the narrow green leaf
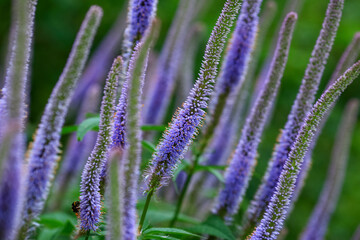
[61,125,78,135]
[194,165,226,183]
[76,116,100,140]
[142,140,157,153]
[140,125,167,131]
[142,228,200,238]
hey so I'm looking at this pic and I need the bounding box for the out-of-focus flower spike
[300,99,359,240]
[72,3,127,105]
[120,28,152,240]
[200,0,263,153]
[204,0,277,170]
[246,0,277,89]
[144,0,242,192]
[243,0,344,234]
[0,0,38,238]
[17,6,102,239]
[0,0,37,135]
[105,149,124,240]
[352,225,360,240]
[176,24,204,106]
[250,60,360,240]
[327,32,360,87]
[288,32,360,214]
[122,0,158,64]
[52,84,101,210]
[144,0,197,125]
[213,12,297,220]
[79,56,123,231]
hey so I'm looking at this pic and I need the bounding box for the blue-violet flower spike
[144,0,242,192]
[213,12,297,220]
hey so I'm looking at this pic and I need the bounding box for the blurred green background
[1,0,360,239]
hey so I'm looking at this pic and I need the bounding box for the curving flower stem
[170,161,197,227]
[138,188,154,234]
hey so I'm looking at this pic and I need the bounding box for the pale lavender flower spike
[213,12,297,220]
[106,149,124,240]
[122,0,158,64]
[80,56,122,231]
[18,6,102,239]
[250,60,360,240]
[111,0,158,148]
[243,0,344,233]
[0,0,37,238]
[121,35,151,240]
[290,31,360,211]
[144,0,197,125]
[52,84,101,209]
[145,0,242,192]
[300,99,359,240]
[201,0,262,151]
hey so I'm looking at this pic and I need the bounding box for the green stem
[85,230,90,240]
[170,151,202,227]
[138,189,154,234]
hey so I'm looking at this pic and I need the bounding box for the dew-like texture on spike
[80,57,122,231]
[144,0,197,125]
[214,12,297,220]
[122,0,158,63]
[300,100,359,240]
[244,0,344,232]
[144,0,242,192]
[19,7,102,238]
[250,60,360,240]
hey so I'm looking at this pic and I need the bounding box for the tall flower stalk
[242,0,344,234]
[117,30,152,238]
[300,99,359,240]
[52,84,101,209]
[213,12,297,220]
[105,149,124,240]
[199,0,263,156]
[142,0,242,227]
[18,6,102,239]
[250,59,360,240]
[0,0,37,237]
[144,0,197,125]
[80,57,122,231]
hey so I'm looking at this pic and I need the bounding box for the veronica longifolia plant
[18,6,102,238]
[214,12,297,220]
[251,59,360,240]
[300,99,359,240]
[144,0,242,193]
[243,0,344,233]
[80,57,122,231]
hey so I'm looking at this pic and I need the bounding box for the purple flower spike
[300,99,359,240]
[213,12,297,220]
[0,0,38,238]
[250,60,360,240]
[122,0,158,63]
[144,0,197,125]
[80,57,123,231]
[243,0,344,233]
[119,31,151,240]
[144,0,242,192]
[18,6,102,239]
[201,0,262,152]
